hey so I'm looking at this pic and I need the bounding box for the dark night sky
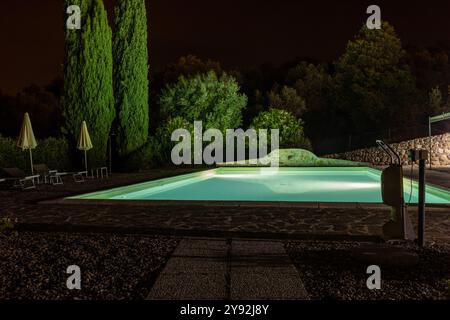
[1,0,450,95]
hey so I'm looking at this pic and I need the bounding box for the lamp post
[109,131,115,175]
[408,149,428,247]
[418,153,426,247]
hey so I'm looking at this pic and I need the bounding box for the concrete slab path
[147,238,309,300]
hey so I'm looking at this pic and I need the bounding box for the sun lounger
[48,170,64,185]
[91,167,109,179]
[71,168,108,182]
[33,164,49,184]
[73,171,88,183]
[34,164,67,185]
[34,169,88,184]
[1,167,40,190]
[34,170,88,183]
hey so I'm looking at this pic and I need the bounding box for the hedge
[0,135,72,172]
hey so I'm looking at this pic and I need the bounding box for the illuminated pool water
[69,167,450,204]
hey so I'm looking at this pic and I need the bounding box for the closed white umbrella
[77,121,93,172]
[17,112,38,174]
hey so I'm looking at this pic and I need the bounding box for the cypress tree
[62,0,115,167]
[113,0,149,157]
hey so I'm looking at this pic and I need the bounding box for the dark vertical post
[418,158,426,247]
[428,118,432,169]
[108,131,116,175]
[109,134,112,175]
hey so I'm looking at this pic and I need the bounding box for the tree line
[1,3,450,167]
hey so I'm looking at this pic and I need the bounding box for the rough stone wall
[325,133,450,166]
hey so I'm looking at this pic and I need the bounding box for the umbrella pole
[84,150,88,173]
[29,149,34,174]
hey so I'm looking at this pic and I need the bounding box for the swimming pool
[68,167,450,205]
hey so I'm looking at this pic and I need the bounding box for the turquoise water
[70,167,450,204]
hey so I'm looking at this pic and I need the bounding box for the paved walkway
[147,238,309,300]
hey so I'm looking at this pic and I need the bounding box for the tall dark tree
[62,0,115,166]
[334,22,419,133]
[284,62,336,141]
[0,85,62,138]
[113,0,149,157]
[404,46,450,94]
[158,55,225,86]
[267,85,306,118]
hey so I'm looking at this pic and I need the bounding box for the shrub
[158,72,247,165]
[0,217,14,235]
[159,71,247,133]
[0,135,27,169]
[124,137,162,171]
[0,134,72,172]
[155,117,192,162]
[34,137,72,171]
[250,109,312,150]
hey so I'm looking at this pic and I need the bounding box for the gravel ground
[2,229,449,300]
[286,241,450,300]
[0,231,179,300]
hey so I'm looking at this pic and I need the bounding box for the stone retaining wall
[325,133,450,166]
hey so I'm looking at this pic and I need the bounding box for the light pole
[109,131,115,175]
[408,149,428,247]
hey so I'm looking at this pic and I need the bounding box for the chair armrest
[19,176,38,190]
[73,171,87,183]
[23,175,40,181]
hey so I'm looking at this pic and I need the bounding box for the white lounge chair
[1,167,40,190]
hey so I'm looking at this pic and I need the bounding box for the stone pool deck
[402,165,450,190]
[1,167,449,242]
